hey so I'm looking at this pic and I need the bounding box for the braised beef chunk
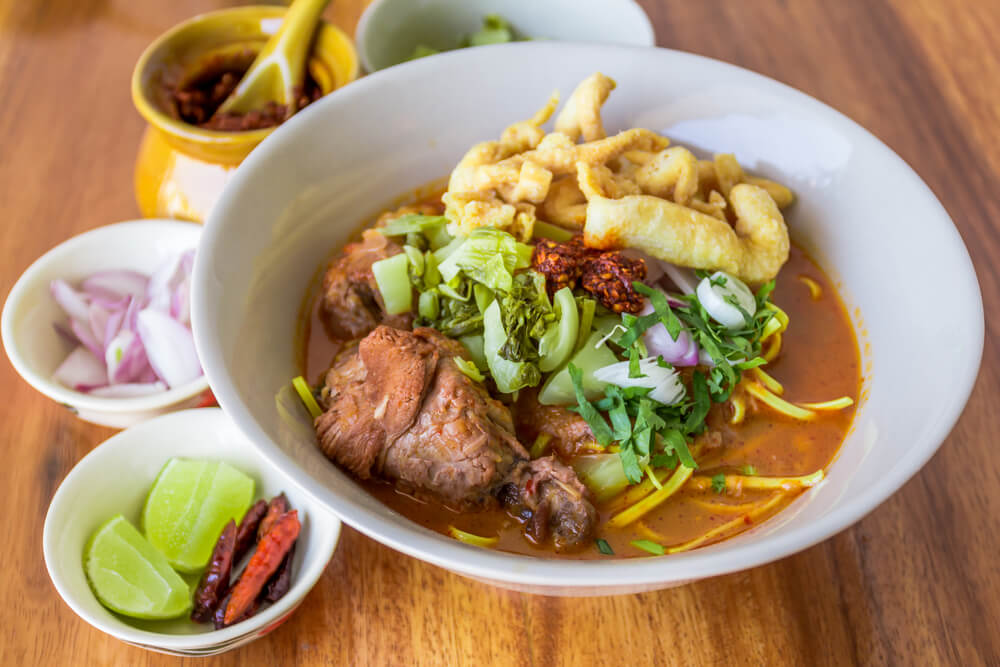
[314,326,597,548]
[320,229,413,340]
[513,389,595,458]
[502,457,598,551]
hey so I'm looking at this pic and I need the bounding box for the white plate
[192,43,983,595]
[43,408,341,655]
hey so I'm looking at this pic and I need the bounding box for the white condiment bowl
[355,0,655,72]
[43,408,341,656]
[192,43,983,595]
[2,219,208,427]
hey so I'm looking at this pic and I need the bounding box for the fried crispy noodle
[443,192,537,241]
[576,162,641,201]
[633,146,700,204]
[689,189,728,220]
[553,72,617,142]
[539,176,588,229]
[583,182,790,284]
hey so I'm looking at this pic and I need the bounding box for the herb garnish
[711,474,727,494]
[596,538,615,555]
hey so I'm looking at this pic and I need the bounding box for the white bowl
[192,43,984,595]
[43,408,341,656]
[2,220,209,427]
[355,0,654,72]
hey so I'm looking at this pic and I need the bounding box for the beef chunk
[513,389,596,458]
[320,229,413,340]
[314,326,597,548]
[502,457,598,551]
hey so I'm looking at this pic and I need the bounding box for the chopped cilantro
[711,474,727,494]
[596,538,615,555]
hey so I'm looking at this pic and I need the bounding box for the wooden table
[2,0,998,664]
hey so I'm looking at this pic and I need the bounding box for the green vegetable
[497,271,552,363]
[571,454,630,503]
[403,245,424,275]
[742,465,758,476]
[596,538,615,555]
[630,539,665,556]
[538,287,579,372]
[574,298,597,353]
[437,229,533,292]
[711,473,727,494]
[466,14,514,46]
[565,364,613,445]
[537,332,617,405]
[418,290,439,320]
[292,376,322,418]
[459,334,487,370]
[532,219,575,243]
[408,44,440,60]
[378,214,449,237]
[453,357,485,382]
[483,300,539,393]
[371,252,412,315]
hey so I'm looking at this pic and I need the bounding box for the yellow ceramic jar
[131,6,358,222]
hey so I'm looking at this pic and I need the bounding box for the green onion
[371,252,412,315]
[292,376,322,419]
[630,539,665,556]
[529,433,552,459]
[596,538,615,555]
[532,220,575,243]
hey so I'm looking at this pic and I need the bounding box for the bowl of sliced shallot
[2,219,210,427]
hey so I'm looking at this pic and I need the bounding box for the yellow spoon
[214,0,331,117]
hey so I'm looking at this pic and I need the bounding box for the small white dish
[2,219,208,427]
[355,0,655,72]
[193,43,983,595]
[43,408,341,657]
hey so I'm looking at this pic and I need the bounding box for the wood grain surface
[1,0,997,664]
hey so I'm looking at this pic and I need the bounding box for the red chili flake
[580,252,647,313]
[743,515,753,525]
[524,478,536,497]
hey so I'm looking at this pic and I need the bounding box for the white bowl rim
[354,0,655,73]
[2,219,209,413]
[42,408,341,650]
[194,42,985,587]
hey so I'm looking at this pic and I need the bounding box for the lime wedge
[142,458,254,573]
[84,515,191,619]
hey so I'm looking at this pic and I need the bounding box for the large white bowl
[43,408,341,656]
[2,220,209,428]
[192,43,984,595]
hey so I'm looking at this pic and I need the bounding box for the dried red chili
[224,510,301,625]
[264,542,296,603]
[191,520,236,623]
[258,493,290,540]
[531,239,591,293]
[234,499,268,563]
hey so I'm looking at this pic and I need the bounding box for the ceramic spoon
[213,0,331,117]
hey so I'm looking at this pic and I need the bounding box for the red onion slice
[81,270,149,302]
[53,346,108,391]
[50,280,91,322]
[136,308,202,389]
[639,298,700,366]
[89,382,166,398]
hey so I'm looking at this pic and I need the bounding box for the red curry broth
[302,236,860,559]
